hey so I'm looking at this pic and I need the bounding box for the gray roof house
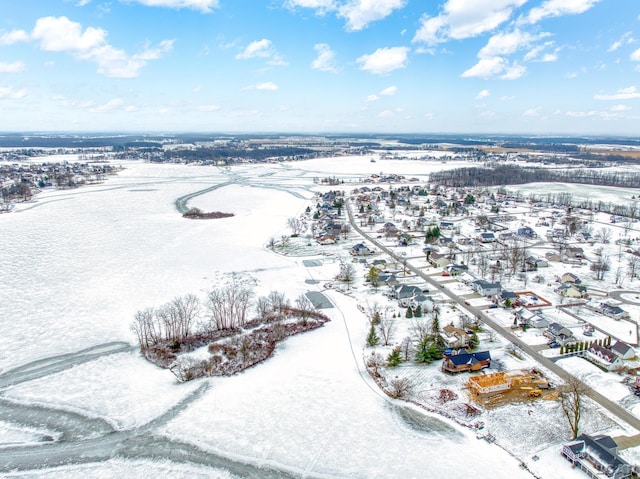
[562,434,633,479]
[472,279,501,297]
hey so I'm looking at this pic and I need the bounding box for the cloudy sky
[1,0,639,134]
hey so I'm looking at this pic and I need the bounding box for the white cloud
[0,86,27,99]
[365,94,379,102]
[476,89,490,99]
[462,57,505,79]
[524,0,600,25]
[594,86,640,100]
[236,39,287,66]
[32,16,106,52]
[608,32,634,53]
[89,98,124,112]
[28,16,174,78]
[610,104,630,112]
[523,107,541,116]
[479,29,540,58]
[311,43,338,72]
[377,110,394,118]
[462,28,536,80]
[0,61,25,73]
[0,29,30,46]
[256,82,279,91]
[123,0,219,13]
[284,0,336,14]
[76,0,92,5]
[356,46,409,75]
[413,0,527,45]
[338,0,406,31]
[631,48,640,61]
[198,104,221,111]
[380,85,397,95]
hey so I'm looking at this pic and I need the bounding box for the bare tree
[558,376,588,439]
[340,224,351,239]
[172,294,200,340]
[280,235,290,247]
[267,237,276,250]
[409,318,431,344]
[130,307,159,350]
[205,281,254,331]
[337,261,356,288]
[628,255,640,280]
[595,227,612,244]
[400,336,413,361]
[388,376,413,399]
[591,254,610,281]
[268,290,290,314]
[379,319,396,346]
[287,217,305,236]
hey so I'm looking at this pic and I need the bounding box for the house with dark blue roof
[442,350,491,373]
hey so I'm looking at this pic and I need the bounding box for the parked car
[547,341,560,348]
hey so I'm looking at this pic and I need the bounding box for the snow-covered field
[0,158,544,477]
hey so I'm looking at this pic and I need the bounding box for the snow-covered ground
[2,155,639,477]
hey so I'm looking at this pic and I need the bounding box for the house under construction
[468,370,551,399]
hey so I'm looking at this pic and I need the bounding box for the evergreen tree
[367,323,379,347]
[387,347,403,367]
[415,337,433,364]
[414,304,422,317]
[405,307,413,319]
[469,330,480,350]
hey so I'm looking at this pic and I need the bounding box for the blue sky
[0,0,639,135]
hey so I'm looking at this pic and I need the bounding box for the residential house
[562,434,634,479]
[428,252,450,268]
[446,264,469,276]
[566,247,585,259]
[377,273,398,286]
[514,307,549,329]
[517,226,537,238]
[478,232,496,243]
[442,325,470,349]
[409,294,435,312]
[442,351,491,373]
[545,251,562,262]
[587,344,623,371]
[472,279,502,297]
[317,234,337,245]
[556,283,588,299]
[440,221,455,230]
[391,284,423,301]
[371,259,387,270]
[561,272,581,284]
[500,290,518,307]
[597,302,630,320]
[351,243,374,256]
[611,341,635,360]
[544,322,576,346]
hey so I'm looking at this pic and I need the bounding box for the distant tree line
[162,146,316,164]
[430,164,640,189]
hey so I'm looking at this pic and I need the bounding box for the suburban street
[345,199,640,438]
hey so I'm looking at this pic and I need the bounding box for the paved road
[345,200,640,434]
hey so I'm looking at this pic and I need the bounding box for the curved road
[345,199,640,433]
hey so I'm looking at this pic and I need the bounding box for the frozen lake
[0,158,534,477]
